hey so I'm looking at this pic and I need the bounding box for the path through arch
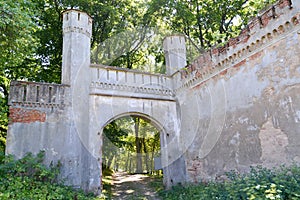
[101,114,164,198]
[110,171,162,199]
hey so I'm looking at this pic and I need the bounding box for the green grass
[148,176,164,192]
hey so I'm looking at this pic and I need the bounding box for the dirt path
[111,172,162,200]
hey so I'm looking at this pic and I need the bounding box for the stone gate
[6,0,300,194]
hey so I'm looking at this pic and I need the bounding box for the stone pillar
[62,10,92,85]
[163,35,187,75]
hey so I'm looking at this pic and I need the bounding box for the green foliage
[101,168,114,199]
[148,176,164,192]
[0,151,95,199]
[0,0,39,73]
[0,94,8,153]
[103,119,129,170]
[159,165,300,200]
[147,0,277,62]
[102,116,161,174]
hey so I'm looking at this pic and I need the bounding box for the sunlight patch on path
[111,172,161,200]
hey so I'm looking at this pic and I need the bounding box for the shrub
[0,151,96,200]
[159,165,300,200]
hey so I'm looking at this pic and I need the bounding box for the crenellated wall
[6,10,101,193]
[8,81,69,124]
[90,64,174,100]
[173,0,297,92]
[9,81,69,108]
[7,80,88,187]
[176,0,300,183]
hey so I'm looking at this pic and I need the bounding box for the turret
[62,10,93,85]
[163,35,187,75]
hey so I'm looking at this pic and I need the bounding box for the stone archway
[88,95,179,154]
[87,91,183,190]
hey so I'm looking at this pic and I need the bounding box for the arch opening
[100,112,165,195]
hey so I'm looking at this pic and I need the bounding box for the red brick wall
[9,108,46,123]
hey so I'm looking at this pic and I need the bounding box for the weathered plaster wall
[175,0,300,183]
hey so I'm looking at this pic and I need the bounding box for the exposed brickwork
[187,159,204,183]
[233,59,246,69]
[278,0,292,9]
[179,0,294,84]
[249,51,263,61]
[9,107,46,123]
[219,69,228,76]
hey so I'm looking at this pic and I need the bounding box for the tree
[146,0,277,62]
[134,117,143,173]
[102,116,161,174]
[103,120,128,169]
[131,116,160,173]
[150,131,160,173]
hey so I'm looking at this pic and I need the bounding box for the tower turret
[163,35,187,75]
[62,10,92,85]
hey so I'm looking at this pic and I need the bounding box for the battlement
[163,35,186,52]
[163,35,187,75]
[90,64,174,100]
[62,9,92,38]
[175,0,299,91]
[8,81,69,109]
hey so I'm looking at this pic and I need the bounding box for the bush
[159,165,300,200]
[0,151,96,200]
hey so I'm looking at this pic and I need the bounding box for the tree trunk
[142,138,149,173]
[114,154,119,171]
[134,117,143,173]
[107,155,115,169]
[129,157,132,174]
[125,151,130,171]
[196,1,205,47]
[150,140,156,174]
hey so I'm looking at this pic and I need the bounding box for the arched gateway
[6,10,186,193]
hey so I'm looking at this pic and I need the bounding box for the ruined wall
[5,9,185,193]
[174,0,300,183]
